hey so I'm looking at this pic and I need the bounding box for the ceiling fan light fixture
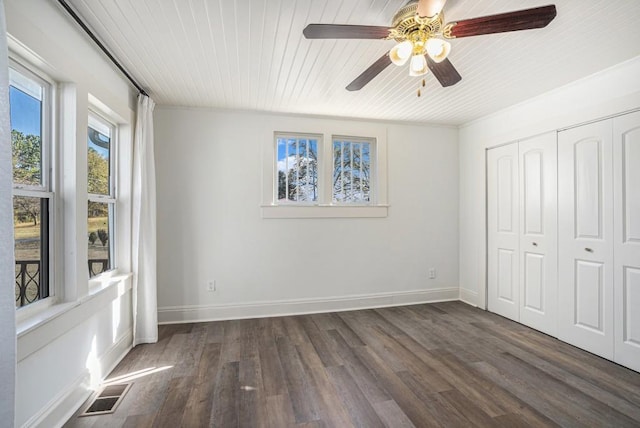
[409,54,429,76]
[390,40,413,66]
[425,38,451,63]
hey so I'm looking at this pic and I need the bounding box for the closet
[487,110,640,373]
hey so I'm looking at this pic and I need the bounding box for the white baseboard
[23,372,90,428]
[459,288,479,307]
[24,330,133,428]
[158,287,459,324]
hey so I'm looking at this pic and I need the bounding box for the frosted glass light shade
[390,40,413,66]
[425,38,451,63]
[409,54,428,76]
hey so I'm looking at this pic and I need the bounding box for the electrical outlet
[428,268,436,279]
[207,280,216,292]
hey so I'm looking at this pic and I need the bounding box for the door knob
[532,242,538,246]
[585,247,593,253]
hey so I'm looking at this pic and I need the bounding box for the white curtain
[132,94,158,345]
[0,0,17,424]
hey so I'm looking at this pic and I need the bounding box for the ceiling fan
[303,0,557,94]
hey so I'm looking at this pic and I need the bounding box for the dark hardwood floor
[65,302,640,427]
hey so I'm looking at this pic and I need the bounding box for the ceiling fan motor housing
[389,1,444,43]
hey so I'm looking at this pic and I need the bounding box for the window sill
[16,299,73,338]
[16,273,132,361]
[261,204,389,219]
[88,269,125,294]
[17,272,132,338]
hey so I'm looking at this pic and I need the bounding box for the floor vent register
[80,383,132,416]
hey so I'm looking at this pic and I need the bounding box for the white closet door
[558,120,614,360]
[488,143,520,321]
[613,111,640,371]
[518,133,558,336]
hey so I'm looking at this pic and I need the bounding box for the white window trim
[10,57,58,319]
[261,204,389,219]
[262,125,389,219]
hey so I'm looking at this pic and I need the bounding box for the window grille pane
[362,143,371,201]
[14,196,49,307]
[88,116,112,196]
[276,136,318,203]
[88,201,113,277]
[9,70,43,187]
[333,139,371,203]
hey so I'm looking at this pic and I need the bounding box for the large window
[87,112,116,277]
[10,64,53,308]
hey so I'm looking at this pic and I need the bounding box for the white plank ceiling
[65,0,640,125]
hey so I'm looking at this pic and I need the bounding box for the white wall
[459,56,640,308]
[5,0,137,426]
[155,108,459,322]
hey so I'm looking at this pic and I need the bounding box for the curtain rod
[56,0,149,97]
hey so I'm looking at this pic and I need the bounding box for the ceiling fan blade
[417,0,448,18]
[448,5,557,38]
[346,52,392,91]
[303,24,391,39]
[426,56,461,87]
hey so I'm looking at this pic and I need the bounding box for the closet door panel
[558,120,614,360]
[574,260,605,332]
[622,268,640,339]
[519,133,557,335]
[488,143,520,321]
[523,253,544,311]
[613,111,640,371]
[498,249,516,302]
[575,140,603,238]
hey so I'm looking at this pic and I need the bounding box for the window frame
[273,132,323,206]
[331,135,377,206]
[262,126,388,219]
[9,58,56,312]
[87,109,117,278]
[9,59,53,193]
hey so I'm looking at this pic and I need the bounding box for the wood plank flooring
[65,302,640,427]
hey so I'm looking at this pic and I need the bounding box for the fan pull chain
[417,78,427,97]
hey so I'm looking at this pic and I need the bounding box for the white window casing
[262,124,388,219]
[10,58,56,317]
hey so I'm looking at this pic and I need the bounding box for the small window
[332,136,373,204]
[87,112,116,277]
[275,133,320,203]
[10,64,52,308]
[264,128,387,218]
